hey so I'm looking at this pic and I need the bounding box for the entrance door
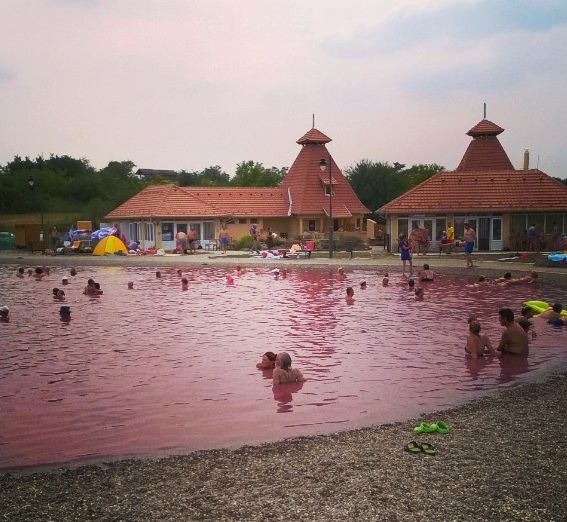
[478,217,491,251]
[491,218,502,251]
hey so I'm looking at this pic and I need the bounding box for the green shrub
[234,234,253,250]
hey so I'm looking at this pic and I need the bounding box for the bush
[234,234,253,250]
[335,233,367,251]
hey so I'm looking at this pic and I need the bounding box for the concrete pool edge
[1,370,566,520]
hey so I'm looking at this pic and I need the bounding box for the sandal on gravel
[420,443,437,456]
[434,421,449,434]
[404,441,422,454]
[414,422,436,433]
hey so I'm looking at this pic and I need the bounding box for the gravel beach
[1,252,566,521]
[2,373,567,521]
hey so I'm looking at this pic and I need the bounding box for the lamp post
[319,157,333,258]
[27,175,44,253]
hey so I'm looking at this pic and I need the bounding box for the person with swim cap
[61,276,69,285]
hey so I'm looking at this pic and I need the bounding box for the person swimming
[418,263,435,281]
[272,352,305,385]
[360,281,367,289]
[415,287,424,299]
[256,351,277,369]
[16,267,25,278]
[408,278,415,289]
[346,286,355,303]
[127,281,134,290]
[226,274,235,285]
[181,277,189,290]
[382,273,389,286]
[0,305,9,322]
[156,271,162,279]
[83,278,96,295]
[70,268,77,277]
[59,305,71,322]
[61,276,69,285]
[466,320,496,359]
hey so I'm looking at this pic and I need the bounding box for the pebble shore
[2,373,566,521]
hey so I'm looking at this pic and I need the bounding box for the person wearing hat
[0,305,9,322]
[463,222,476,268]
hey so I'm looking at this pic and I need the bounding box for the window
[435,218,446,240]
[250,218,258,224]
[144,223,155,242]
[238,218,247,224]
[202,221,215,240]
[492,218,502,241]
[176,223,187,234]
[308,220,316,231]
[161,222,174,241]
[545,214,563,234]
[325,185,334,196]
[398,218,408,238]
[129,223,139,242]
[225,218,235,225]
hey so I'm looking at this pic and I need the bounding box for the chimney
[523,149,529,171]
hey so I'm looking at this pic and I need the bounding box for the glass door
[491,218,502,251]
[478,217,491,251]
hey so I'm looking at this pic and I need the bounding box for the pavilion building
[105,128,368,250]
[379,118,567,251]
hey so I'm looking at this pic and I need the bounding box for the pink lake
[1,264,566,471]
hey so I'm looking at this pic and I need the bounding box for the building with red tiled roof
[379,118,567,251]
[105,128,368,250]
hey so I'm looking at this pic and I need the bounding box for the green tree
[178,166,230,187]
[230,161,287,187]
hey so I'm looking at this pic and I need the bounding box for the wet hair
[35,267,43,275]
[408,279,415,288]
[415,288,424,297]
[469,320,481,335]
[277,352,292,371]
[423,264,430,270]
[70,268,77,276]
[59,305,71,315]
[499,308,514,323]
[518,318,531,332]
[478,276,486,282]
[521,306,534,318]
[383,273,389,278]
[263,351,277,362]
[360,281,367,288]
[18,267,24,274]
[467,315,478,324]
[503,272,511,279]
[87,278,95,286]
[346,287,354,297]
[181,278,188,284]
[156,271,161,278]
[127,282,134,289]
[94,283,101,290]
[552,303,563,314]
[52,287,59,295]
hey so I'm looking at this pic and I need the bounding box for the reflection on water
[0,264,566,470]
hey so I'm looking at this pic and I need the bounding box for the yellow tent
[92,235,128,256]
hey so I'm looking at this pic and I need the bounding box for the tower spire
[483,102,486,119]
[312,113,315,129]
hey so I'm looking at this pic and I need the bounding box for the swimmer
[518,317,537,339]
[16,267,25,278]
[61,276,69,285]
[537,303,563,320]
[0,305,9,322]
[338,267,347,279]
[226,274,234,285]
[466,275,488,288]
[70,268,77,277]
[156,271,162,279]
[466,320,496,359]
[54,289,65,300]
[272,352,305,385]
[181,277,189,290]
[360,281,367,289]
[346,286,355,303]
[52,287,60,297]
[177,269,183,277]
[408,279,415,290]
[93,282,103,295]
[44,267,50,275]
[127,281,134,290]
[34,267,44,279]
[27,269,33,277]
[59,305,71,322]
[415,287,424,299]
[281,268,288,279]
[382,273,389,286]
[508,271,538,285]
[83,278,96,295]
[494,272,512,285]
[256,351,277,369]
[418,263,435,281]
[236,265,243,274]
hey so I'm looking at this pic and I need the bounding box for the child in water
[382,273,389,286]
[346,286,355,303]
[272,352,305,384]
[466,320,496,359]
[256,351,277,369]
[181,277,189,290]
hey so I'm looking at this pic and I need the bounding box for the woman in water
[256,351,277,369]
[466,320,496,359]
[272,352,305,385]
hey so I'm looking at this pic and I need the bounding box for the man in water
[497,308,529,355]
[463,222,476,268]
[0,305,9,322]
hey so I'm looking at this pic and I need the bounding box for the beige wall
[502,214,511,250]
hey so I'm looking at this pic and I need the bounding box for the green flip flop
[404,441,422,454]
[420,442,437,456]
[434,421,449,434]
[414,422,436,433]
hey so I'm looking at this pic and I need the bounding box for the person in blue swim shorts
[463,222,476,268]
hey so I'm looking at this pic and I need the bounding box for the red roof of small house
[379,118,567,214]
[282,128,369,216]
[379,169,567,213]
[106,184,290,219]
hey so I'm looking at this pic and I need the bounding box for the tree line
[0,154,453,221]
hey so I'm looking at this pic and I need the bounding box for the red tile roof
[106,184,290,219]
[467,119,504,137]
[456,135,514,171]
[379,169,567,213]
[296,128,332,145]
[282,132,369,216]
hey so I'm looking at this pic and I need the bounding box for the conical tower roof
[281,128,368,215]
[456,118,514,172]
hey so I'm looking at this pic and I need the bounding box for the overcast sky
[1,0,566,178]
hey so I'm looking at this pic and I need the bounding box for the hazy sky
[1,0,566,178]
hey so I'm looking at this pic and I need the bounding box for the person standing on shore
[218,225,230,254]
[497,308,529,355]
[463,222,476,268]
[399,233,413,276]
[250,224,259,252]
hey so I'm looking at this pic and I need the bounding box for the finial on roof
[312,113,315,129]
[483,102,486,119]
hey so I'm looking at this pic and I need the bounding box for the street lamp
[319,157,333,259]
[27,175,45,253]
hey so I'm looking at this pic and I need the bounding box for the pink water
[1,265,566,471]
